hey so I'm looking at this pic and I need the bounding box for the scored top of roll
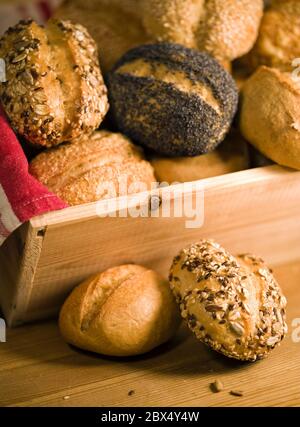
[108,43,238,157]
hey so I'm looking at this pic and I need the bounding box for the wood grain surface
[0,261,299,407]
[2,165,300,327]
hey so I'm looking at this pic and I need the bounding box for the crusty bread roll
[239,66,300,170]
[246,0,300,72]
[54,0,150,73]
[169,240,288,362]
[0,19,109,147]
[108,43,238,157]
[150,130,249,183]
[29,131,157,206]
[143,0,263,65]
[59,264,181,356]
[56,0,263,72]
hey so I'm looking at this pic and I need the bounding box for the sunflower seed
[241,287,249,298]
[280,296,287,307]
[241,302,251,315]
[75,31,84,41]
[229,322,244,336]
[12,103,21,113]
[275,309,283,323]
[34,91,47,103]
[228,311,241,321]
[35,104,50,115]
[211,379,224,393]
[21,70,34,85]
[205,304,225,312]
[230,390,243,397]
[12,52,27,63]
[15,82,27,95]
[272,322,282,333]
[266,336,279,347]
[258,268,269,278]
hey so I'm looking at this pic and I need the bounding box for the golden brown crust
[142,0,204,48]
[246,0,300,72]
[196,0,263,63]
[55,0,262,71]
[239,66,300,170]
[142,0,263,63]
[0,19,109,147]
[169,240,288,362]
[29,130,157,206]
[150,130,249,183]
[59,264,181,356]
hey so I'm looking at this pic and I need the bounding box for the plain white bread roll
[59,264,181,356]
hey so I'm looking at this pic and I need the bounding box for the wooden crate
[1,164,300,327]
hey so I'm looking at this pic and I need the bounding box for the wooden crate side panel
[1,224,46,327]
[0,226,24,321]
[22,166,300,323]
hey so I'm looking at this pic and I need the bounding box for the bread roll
[246,0,300,72]
[142,0,263,65]
[0,19,109,147]
[239,66,300,170]
[56,0,263,72]
[59,265,181,356]
[29,131,157,206]
[169,240,288,362]
[108,43,238,157]
[54,0,150,73]
[150,130,249,183]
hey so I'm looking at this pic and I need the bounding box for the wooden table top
[1,261,300,407]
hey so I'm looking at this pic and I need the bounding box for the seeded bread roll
[0,19,109,147]
[151,130,249,183]
[108,43,238,157]
[30,131,156,206]
[169,240,288,362]
[240,66,300,170]
[54,0,150,73]
[56,0,262,72]
[59,264,181,356]
[246,0,300,72]
[141,0,263,65]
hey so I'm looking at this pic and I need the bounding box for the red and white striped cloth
[0,107,67,246]
[0,0,66,246]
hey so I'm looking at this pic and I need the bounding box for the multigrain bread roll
[169,240,288,362]
[54,0,150,73]
[142,0,263,66]
[30,131,157,206]
[239,66,300,170]
[56,0,263,72]
[151,130,249,183]
[0,19,108,147]
[59,265,181,356]
[108,43,238,157]
[246,0,300,72]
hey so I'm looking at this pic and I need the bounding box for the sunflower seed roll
[0,19,109,147]
[169,240,288,362]
[107,43,238,157]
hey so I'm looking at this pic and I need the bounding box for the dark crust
[108,43,238,157]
